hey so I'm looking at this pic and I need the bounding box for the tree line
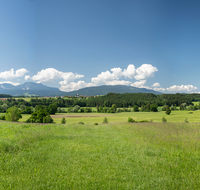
[1,93,200,113]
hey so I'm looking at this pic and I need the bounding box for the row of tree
[1,93,200,114]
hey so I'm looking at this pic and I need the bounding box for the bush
[185,118,189,123]
[103,117,108,124]
[150,104,158,112]
[162,105,167,111]
[94,122,98,125]
[78,121,84,125]
[128,117,135,123]
[5,106,22,122]
[25,118,32,123]
[43,115,54,123]
[162,116,167,123]
[61,117,66,124]
[165,105,171,115]
[133,105,139,112]
[0,115,5,120]
[139,120,149,123]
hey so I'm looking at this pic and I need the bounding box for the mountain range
[0,82,161,97]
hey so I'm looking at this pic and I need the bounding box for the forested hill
[62,85,162,96]
[0,83,161,96]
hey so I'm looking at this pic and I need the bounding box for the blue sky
[0,0,200,93]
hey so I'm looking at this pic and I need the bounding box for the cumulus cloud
[131,80,147,88]
[153,87,165,91]
[122,64,136,79]
[91,64,158,85]
[105,80,131,86]
[0,81,20,86]
[24,75,30,80]
[59,81,96,92]
[134,64,158,80]
[152,82,160,87]
[166,85,197,92]
[91,68,123,85]
[32,68,84,84]
[0,68,28,80]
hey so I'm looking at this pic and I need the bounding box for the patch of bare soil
[51,114,113,118]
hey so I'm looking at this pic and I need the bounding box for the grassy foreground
[1,122,200,189]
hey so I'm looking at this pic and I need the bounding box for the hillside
[0,82,62,96]
[62,85,162,96]
[0,83,161,96]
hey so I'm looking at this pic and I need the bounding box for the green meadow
[1,122,200,189]
[17,110,200,124]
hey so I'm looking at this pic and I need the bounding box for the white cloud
[131,80,147,88]
[32,68,84,84]
[91,69,121,85]
[60,81,96,92]
[25,75,30,80]
[0,68,28,80]
[91,64,158,86]
[105,80,131,86]
[122,64,136,79]
[0,81,20,86]
[153,87,165,91]
[134,64,158,80]
[152,82,160,87]
[166,85,197,92]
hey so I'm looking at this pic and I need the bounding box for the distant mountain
[0,83,161,97]
[62,85,162,96]
[0,82,62,96]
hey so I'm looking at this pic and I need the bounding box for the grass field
[1,122,200,189]
[17,110,200,124]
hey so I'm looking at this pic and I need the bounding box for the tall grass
[1,122,200,189]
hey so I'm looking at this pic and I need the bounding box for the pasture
[1,122,200,189]
[17,110,200,124]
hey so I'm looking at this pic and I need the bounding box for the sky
[0,0,200,93]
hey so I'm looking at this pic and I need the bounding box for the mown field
[16,110,200,124]
[1,122,200,189]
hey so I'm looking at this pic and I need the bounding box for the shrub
[165,105,171,115]
[128,117,135,123]
[162,116,167,123]
[162,105,167,111]
[5,106,22,122]
[43,115,54,123]
[185,118,189,123]
[94,122,98,125]
[133,105,139,112]
[150,104,158,112]
[78,121,84,125]
[61,117,66,124]
[139,120,149,122]
[25,118,32,123]
[0,115,5,120]
[103,117,108,124]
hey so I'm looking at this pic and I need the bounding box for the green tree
[1,103,8,112]
[48,103,58,114]
[5,106,22,122]
[103,117,108,124]
[61,117,66,124]
[133,105,139,112]
[162,116,167,122]
[165,105,171,115]
[150,104,158,112]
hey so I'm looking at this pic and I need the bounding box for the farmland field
[16,110,200,124]
[1,122,200,189]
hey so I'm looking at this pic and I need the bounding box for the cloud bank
[0,68,28,80]
[0,65,198,93]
